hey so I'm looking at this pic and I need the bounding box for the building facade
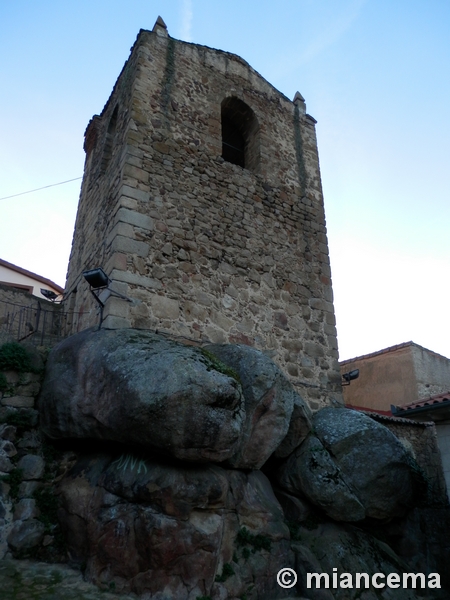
[65,18,342,409]
[340,341,450,412]
[0,258,63,301]
[341,341,450,500]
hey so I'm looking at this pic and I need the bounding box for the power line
[0,177,82,201]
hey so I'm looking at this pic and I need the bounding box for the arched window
[221,97,259,171]
[100,106,118,173]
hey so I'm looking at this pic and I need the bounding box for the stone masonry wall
[411,344,450,400]
[0,284,66,346]
[0,344,61,561]
[65,22,342,409]
[0,284,60,315]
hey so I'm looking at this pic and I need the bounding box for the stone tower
[65,17,342,409]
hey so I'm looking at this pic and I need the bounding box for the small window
[100,106,118,173]
[221,97,259,171]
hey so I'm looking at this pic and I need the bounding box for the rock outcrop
[275,408,423,521]
[26,328,444,599]
[58,452,293,600]
[39,329,245,463]
[276,435,366,522]
[293,522,423,600]
[274,392,313,459]
[205,343,295,468]
[315,408,422,519]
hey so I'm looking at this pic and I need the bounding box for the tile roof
[396,392,450,412]
[347,405,433,427]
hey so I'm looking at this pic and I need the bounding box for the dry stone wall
[65,22,342,409]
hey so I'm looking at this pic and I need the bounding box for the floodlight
[40,288,58,301]
[342,369,359,386]
[82,266,134,330]
[83,267,109,289]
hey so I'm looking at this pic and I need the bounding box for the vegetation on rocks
[214,562,235,582]
[236,526,272,553]
[0,372,8,392]
[0,409,35,435]
[198,347,241,383]
[1,468,23,500]
[0,342,34,373]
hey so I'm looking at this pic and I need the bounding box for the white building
[0,258,63,301]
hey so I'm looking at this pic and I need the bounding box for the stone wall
[1,345,50,559]
[0,343,77,562]
[0,284,68,347]
[411,344,450,400]
[0,283,64,310]
[65,21,342,409]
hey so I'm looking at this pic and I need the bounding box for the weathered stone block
[13,498,38,521]
[116,207,154,230]
[119,184,150,203]
[110,269,161,289]
[0,453,13,473]
[17,454,45,480]
[101,315,132,329]
[151,295,179,320]
[123,163,149,184]
[111,235,149,257]
[1,396,35,409]
[7,519,45,553]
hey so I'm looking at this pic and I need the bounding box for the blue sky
[1,0,449,360]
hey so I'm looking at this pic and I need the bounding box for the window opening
[221,97,259,171]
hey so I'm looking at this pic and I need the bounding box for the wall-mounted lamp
[40,288,59,302]
[342,369,359,386]
[83,267,134,329]
[83,267,109,289]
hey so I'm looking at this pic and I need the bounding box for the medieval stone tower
[65,17,342,409]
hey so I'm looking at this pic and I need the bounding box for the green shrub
[0,409,35,433]
[215,562,235,582]
[236,527,271,552]
[34,486,59,532]
[0,372,8,392]
[0,342,33,372]
[0,468,24,500]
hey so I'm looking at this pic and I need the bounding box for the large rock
[275,408,423,521]
[39,329,245,463]
[58,451,293,600]
[314,408,422,520]
[17,454,45,480]
[7,518,45,553]
[276,435,365,522]
[205,344,295,468]
[274,392,313,458]
[293,522,426,600]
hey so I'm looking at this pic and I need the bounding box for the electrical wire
[0,177,82,201]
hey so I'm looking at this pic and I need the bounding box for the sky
[1,0,449,361]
